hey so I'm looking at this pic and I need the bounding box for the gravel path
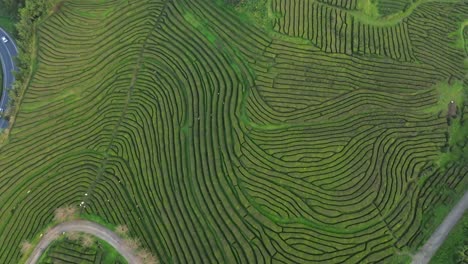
[412,190,468,264]
[25,220,141,264]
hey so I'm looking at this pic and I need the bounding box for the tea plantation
[0,0,467,263]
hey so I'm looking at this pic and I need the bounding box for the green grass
[430,212,468,264]
[0,16,15,35]
[80,214,117,231]
[357,0,381,18]
[99,238,128,264]
[424,202,452,235]
[429,80,468,168]
[97,239,127,264]
[386,253,412,264]
[425,80,467,115]
[450,20,468,53]
[183,12,218,44]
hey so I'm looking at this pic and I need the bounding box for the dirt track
[24,191,468,264]
[412,191,468,264]
[25,220,141,264]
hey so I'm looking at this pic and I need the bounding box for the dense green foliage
[1,0,25,15]
[14,0,56,82]
[39,236,127,264]
[0,0,21,33]
[0,60,2,104]
[431,212,468,264]
[0,0,467,263]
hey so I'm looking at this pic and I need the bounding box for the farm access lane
[412,190,468,264]
[0,27,18,129]
[25,220,142,264]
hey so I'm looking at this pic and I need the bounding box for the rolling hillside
[0,0,467,263]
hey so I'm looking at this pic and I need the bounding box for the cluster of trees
[8,0,59,112]
[1,0,25,16]
[16,0,56,78]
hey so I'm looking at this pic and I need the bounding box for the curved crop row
[317,0,358,10]
[39,238,126,264]
[271,0,416,62]
[0,0,466,263]
[377,0,412,16]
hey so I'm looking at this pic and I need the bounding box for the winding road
[25,192,467,264]
[25,220,142,264]
[0,27,18,129]
[412,190,468,264]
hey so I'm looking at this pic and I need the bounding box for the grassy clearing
[80,214,117,231]
[0,16,15,34]
[430,212,468,264]
[425,81,467,115]
[183,12,218,44]
[357,0,380,18]
[427,80,468,169]
[386,253,412,264]
[308,0,461,27]
[449,20,468,53]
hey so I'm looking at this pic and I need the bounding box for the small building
[447,100,457,118]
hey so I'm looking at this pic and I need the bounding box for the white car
[1,36,7,43]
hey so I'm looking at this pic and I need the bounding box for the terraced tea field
[0,0,467,263]
[39,237,127,264]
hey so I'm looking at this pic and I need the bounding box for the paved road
[412,190,468,264]
[25,220,142,264]
[0,27,18,129]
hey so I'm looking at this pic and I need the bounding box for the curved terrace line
[25,220,142,264]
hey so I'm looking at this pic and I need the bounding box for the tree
[19,240,32,254]
[125,238,141,251]
[53,205,77,222]
[65,231,80,241]
[115,225,129,237]
[81,234,94,248]
[138,249,159,264]
[1,0,25,16]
